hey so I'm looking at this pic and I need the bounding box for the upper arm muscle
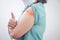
[11,7,34,39]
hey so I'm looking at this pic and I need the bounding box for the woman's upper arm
[11,7,34,39]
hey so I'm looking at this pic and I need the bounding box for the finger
[11,12,15,20]
[9,26,13,29]
[8,21,16,28]
[8,20,16,27]
[9,27,14,30]
[9,19,16,25]
[8,22,15,28]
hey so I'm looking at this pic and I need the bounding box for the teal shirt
[16,2,46,40]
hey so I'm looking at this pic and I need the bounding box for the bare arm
[10,7,34,39]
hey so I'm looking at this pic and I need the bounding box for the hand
[8,12,17,30]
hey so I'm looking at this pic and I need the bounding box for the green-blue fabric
[16,2,46,40]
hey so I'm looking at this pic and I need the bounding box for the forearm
[10,13,34,39]
[9,7,34,39]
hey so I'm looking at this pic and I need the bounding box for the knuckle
[8,23,11,26]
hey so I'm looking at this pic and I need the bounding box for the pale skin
[8,0,37,39]
[8,7,34,39]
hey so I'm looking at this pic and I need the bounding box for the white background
[0,0,60,40]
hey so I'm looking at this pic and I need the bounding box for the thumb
[11,12,15,20]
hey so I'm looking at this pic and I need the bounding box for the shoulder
[24,7,34,16]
